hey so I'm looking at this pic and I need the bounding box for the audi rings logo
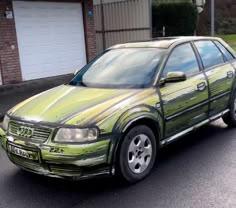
[16,126,34,138]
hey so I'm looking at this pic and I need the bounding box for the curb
[0,74,73,95]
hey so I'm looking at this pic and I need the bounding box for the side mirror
[74,68,81,75]
[165,71,186,83]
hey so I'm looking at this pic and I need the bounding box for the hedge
[152,2,198,37]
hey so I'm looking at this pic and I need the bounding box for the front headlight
[2,115,10,130]
[54,128,98,143]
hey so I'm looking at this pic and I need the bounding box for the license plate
[8,144,38,160]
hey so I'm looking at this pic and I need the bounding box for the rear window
[214,41,235,61]
[194,41,224,69]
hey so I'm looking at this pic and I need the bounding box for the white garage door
[13,1,87,81]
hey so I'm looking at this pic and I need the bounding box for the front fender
[0,128,7,150]
[112,104,164,137]
[109,104,163,166]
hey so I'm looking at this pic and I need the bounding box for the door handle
[197,82,206,91]
[227,71,234,79]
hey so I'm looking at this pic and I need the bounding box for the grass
[217,34,236,44]
[217,34,236,51]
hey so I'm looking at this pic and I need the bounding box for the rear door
[194,40,236,116]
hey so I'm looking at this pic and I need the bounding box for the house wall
[153,0,192,3]
[83,0,97,61]
[0,67,3,85]
[0,0,96,85]
[94,0,127,4]
[0,0,22,84]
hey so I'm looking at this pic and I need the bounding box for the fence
[94,0,152,53]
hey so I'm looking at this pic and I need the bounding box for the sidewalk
[0,74,73,120]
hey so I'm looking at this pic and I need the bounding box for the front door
[159,43,209,137]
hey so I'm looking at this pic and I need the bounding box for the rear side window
[214,41,235,61]
[163,43,200,77]
[194,41,224,69]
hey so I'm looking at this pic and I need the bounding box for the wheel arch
[229,80,236,102]
[111,116,162,170]
[122,117,161,144]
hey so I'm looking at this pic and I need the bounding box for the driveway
[0,119,235,208]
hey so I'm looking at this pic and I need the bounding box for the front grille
[9,154,46,172]
[9,121,52,143]
[49,164,82,175]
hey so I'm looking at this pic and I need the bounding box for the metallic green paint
[4,133,112,178]
[205,63,235,116]
[7,85,161,134]
[0,128,7,150]
[1,86,162,179]
[160,72,209,137]
[1,37,236,180]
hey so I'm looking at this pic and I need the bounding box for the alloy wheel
[127,134,153,174]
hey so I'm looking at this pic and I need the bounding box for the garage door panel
[13,1,87,81]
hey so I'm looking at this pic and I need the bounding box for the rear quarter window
[214,41,235,61]
[194,40,224,69]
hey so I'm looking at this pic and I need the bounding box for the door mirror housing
[165,71,187,83]
[74,68,82,75]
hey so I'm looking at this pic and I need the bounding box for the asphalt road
[0,119,235,208]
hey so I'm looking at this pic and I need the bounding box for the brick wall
[0,0,22,84]
[0,0,96,85]
[83,0,97,61]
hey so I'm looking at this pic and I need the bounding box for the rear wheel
[222,91,236,127]
[117,125,157,183]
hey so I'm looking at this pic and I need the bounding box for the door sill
[160,109,229,146]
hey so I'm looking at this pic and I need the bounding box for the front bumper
[0,128,115,180]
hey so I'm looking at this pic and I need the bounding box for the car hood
[8,85,145,126]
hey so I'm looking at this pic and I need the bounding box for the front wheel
[117,125,157,183]
[223,91,236,127]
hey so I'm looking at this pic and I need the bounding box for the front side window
[162,43,200,77]
[69,48,164,88]
[194,40,224,69]
[214,41,235,61]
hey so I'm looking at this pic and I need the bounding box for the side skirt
[160,109,230,146]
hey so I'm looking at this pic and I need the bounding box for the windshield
[69,48,164,89]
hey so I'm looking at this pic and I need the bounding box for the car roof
[110,36,223,49]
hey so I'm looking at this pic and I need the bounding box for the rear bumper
[0,128,116,180]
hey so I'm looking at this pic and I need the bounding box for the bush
[152,2,198,37]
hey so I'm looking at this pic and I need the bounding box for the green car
[1,37,236,183]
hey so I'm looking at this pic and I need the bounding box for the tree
[152,2,198,37]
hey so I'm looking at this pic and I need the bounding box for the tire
[222,91,236,127]
[117,125,157,183]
